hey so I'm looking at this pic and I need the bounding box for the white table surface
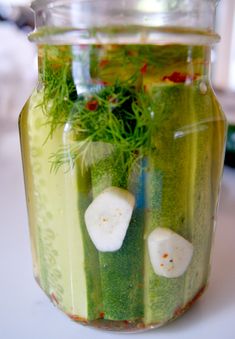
[0,121,235,339]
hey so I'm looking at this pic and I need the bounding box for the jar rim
[31,0,220,11]
[30,0,220,45]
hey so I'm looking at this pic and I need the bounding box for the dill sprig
[39,43,204,174]
[39,46,77,136]
[38,45,157,174]
[50,82,154,174]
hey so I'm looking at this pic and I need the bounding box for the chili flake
[162,71,187,83]
[140,63,148,75]
[162,71,199,83]
[99,59,109,68]
[91,79,109,86]
[86,99,98,111]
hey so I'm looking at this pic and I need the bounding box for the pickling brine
[19,39,226,330]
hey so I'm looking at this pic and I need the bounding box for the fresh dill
[39,45,77,135]
[38,45,155,174]
[38,44,205,174]
[50,82,154,174]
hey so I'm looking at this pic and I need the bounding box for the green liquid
[19,43,226,330]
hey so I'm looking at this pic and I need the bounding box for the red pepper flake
[50,293,59,305]
[99,59,109,68]
[162,71,187,83]
[140,63,148,75]
[86,99,98,111]
[99,312,105,319]
[162,71,200,83]
[92,79,109,86]
[100,80,109,86]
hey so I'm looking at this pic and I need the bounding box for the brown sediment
[90,319,143,332]
[99,312,105,319]
[173,284,207,318]
[64,285,207,332]
[67,313,89,324]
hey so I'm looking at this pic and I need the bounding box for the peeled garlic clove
[147,227,193,278]
[85,186,135,252]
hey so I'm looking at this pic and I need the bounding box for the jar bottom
[58,284,207,333]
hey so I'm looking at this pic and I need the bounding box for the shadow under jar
[19,0,227,332]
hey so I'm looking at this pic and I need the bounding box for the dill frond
[38,44,159,175]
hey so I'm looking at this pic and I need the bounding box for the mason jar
[19,0,227,332]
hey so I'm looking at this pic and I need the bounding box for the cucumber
[19,91,102,320]
[182,85,227,303]
[143,83,225,325]
[75,162,103,320]
[143,84,195,324]
[19,100,41,281]
[91,151,144,321]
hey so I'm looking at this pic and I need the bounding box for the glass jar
[19,0,227,332]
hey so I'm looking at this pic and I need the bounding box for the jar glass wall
[19,0,227,332]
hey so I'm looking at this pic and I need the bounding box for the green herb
[51,81,154,174]
[39,43,206,175]
[39,46,77,135]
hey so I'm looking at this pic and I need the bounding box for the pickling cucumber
[144,84,191,324]
[91,152,144,321]
[19,91,102,320]
[143,83,226,325]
